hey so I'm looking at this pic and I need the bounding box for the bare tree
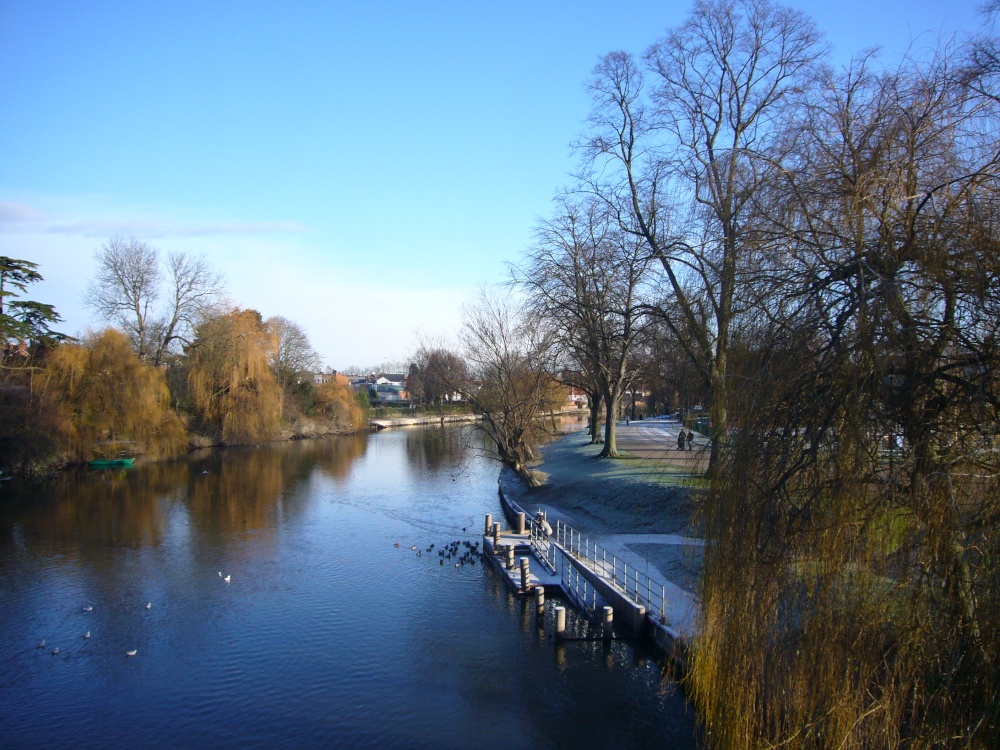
[266,315,320,391]
[518,196,652,456]
[152,251,226,364]
[410,346,469,406]
[580,0,823,473]
[457,290,561,485]
[85,236,161,361]
[85,236,225,364]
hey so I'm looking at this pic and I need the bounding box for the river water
[0,425,698,749]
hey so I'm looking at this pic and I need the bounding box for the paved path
[615,417,710,473]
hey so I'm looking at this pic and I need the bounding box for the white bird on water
[51,647,59,655]
[126,649,137,657]
[83,604,93,612]
[224,574,231,583]
[84,631,90,639]
[37,639,45,649]
[145,602,152,610]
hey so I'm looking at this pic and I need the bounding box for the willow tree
[187,309,283,443]
[35,328,187,461]
[314,378,366,431]
[688,42,1000,750]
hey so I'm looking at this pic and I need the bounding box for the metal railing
[555,519,671,625]
[560,551,602,618]
[528,516,558,574]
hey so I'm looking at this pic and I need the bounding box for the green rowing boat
[87,458,135,469]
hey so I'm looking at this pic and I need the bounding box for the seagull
[126,649,137,657]
[224,574,231,583]
[84,632,91,639]
[145,602,152,610]
[37,639,45,649]
[51,647,59,655]
[83,604,93,612]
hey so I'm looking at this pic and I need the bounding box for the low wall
[370,414,481,430]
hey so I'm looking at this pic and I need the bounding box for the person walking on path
[677,430,686,451]
[686,430,695,450]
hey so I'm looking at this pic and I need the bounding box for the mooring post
[484,513,492,535]
[603,606,614,639]
[535,585,545,618]
[492,522,500,548]
[517,511,526,535]
[505,545,515,570]
[554,606,566,639]
[519,557,529,592]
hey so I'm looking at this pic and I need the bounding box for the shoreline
[496,418,707,649]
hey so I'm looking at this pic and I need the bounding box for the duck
[145,602,152,610]
[84,632,90,639]
[126,649,137,657]
[36,639,45,649]
[394,542,399,548]
[223,574,231,583]
[83,604,93,612]
[51,647,59,655]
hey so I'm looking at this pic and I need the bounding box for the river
[0,425,698,749]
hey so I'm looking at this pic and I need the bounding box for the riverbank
[369,413,481,430]
[499,417,708,630]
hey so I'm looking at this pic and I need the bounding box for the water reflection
[0,427,698,750]
[1,435,372,547]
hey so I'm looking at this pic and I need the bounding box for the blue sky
[0,0,985,368]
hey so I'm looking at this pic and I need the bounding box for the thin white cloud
[0,200,308,238]
[0,201,48,223]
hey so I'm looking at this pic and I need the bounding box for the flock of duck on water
[36,571,233,658]
[395,533,482,568]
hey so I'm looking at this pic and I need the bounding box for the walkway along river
[0,425,699,749]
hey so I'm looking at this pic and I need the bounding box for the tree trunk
[598,384,621,458]
[588,390,604,443]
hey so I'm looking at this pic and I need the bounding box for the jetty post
[484,514,492,535]
[603,606,614,639]
[519,557,529,592]
[517,511,526,535]
[554,606,566,639]
[535,585,545,618]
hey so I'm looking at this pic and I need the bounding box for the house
[313,370,350,387]
[376,373,407,387]
[372,383,408,403]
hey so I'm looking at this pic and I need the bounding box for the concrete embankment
[492,420,705,661]
[369,414,481,430]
